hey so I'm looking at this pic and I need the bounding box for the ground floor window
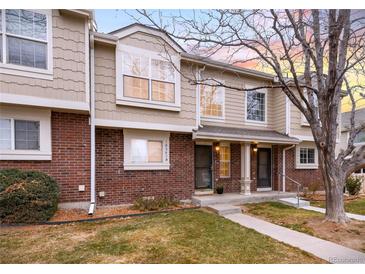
[219,143,230,178]
[0,105,51,160]
[295,142,318,169]
[299,148,315,164]
[124,129,170,170]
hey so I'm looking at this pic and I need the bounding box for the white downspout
[282,145,295,192]
[88,25,96,215]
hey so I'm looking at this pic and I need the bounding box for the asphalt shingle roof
[195,125,300,144]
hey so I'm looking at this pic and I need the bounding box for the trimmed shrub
[0,169,59,223]
[131,196,179,211]
[345,176,362,196]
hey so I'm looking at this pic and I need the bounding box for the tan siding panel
[0,10,87,103]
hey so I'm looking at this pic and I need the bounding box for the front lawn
[0,209,322,263]
[243,202,365,252]
[311,196,365,215]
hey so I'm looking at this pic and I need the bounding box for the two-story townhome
[0,9,93,209]
[0,10,324,211]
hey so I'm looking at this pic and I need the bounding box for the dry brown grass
[243,202,365,252]
[0,209,323,263]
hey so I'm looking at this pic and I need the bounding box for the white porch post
[240,143,252,195]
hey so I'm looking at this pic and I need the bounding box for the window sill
[244,120,267,126]
[201,116,225,123]
[0,151,52,161]
[116,98,181,112]
[0,64,53,80]
[295,164,318,170]
[124,163,170,171]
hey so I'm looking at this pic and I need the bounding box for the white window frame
[219,142,231,178]
[0,9,53,80]
[0,106,51,160]
[295,142,318,169]
[244,88,268,125]
[123,129,170,170]
[200,80,225,122]
[116,44,181,111]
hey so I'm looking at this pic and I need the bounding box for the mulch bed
[47,203,197,223]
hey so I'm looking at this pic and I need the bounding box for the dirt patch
[242,202,365,252]
[50,204,196,222]
[302,193,364,202]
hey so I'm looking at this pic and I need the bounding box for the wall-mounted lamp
[252,144,258,152]
[215,145,220,152]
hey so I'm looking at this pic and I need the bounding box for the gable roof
[109,23,185,53]
[342,108,365,131]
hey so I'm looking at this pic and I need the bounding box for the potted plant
[216,185,224,194]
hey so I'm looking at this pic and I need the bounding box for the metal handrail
[278,173,302,208]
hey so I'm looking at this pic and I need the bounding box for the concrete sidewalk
[225,213,365,264]
[302,205,365,221]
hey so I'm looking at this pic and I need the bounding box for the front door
[195,145,213,189]
[257,148,272,189]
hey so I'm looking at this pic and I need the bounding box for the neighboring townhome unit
[1,14,331,210]
[0,9,94,209]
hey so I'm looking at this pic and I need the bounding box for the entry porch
[193,125,301,194]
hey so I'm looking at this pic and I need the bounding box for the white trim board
[111,25,183,53]
[0,93,89,112]
[94,118,196,133]
[290,134,315,141]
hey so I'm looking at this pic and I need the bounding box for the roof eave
[194,132,300,145]
[181,53,275,81]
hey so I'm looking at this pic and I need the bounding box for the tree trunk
[319,153,349,223]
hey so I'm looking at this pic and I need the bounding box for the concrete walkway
[225,212,365,264]
[302,205,365,221]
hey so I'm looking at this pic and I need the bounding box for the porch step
[208,204,242,216]
[192,192,297,207]
[278,197,310,208]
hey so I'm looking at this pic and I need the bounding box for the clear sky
[95,9,201,33]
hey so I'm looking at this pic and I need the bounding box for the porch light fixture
[215,145,220,152]
[253,144,258,152]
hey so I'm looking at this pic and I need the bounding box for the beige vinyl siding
[272,89,287,133]
[94,43,196,127]
[0,10,87,104]
[199,67,278,130]
[118,32,176,54]
[289,89,314,137]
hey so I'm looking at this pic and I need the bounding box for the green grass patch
[0,209,322,263]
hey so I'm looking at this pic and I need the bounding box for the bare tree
[132,9,365,223]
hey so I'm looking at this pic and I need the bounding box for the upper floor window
[116,45,180,111]
[354,130,365,144]
[200,84,224,119]
[0,9,52,78]
[246,90,266,122]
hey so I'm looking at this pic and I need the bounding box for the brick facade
[0,112,91,204]
[212,143,322,194]
[95,129,195,205]
[282,146,323,192]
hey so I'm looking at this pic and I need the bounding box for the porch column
[240,143,252,195]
